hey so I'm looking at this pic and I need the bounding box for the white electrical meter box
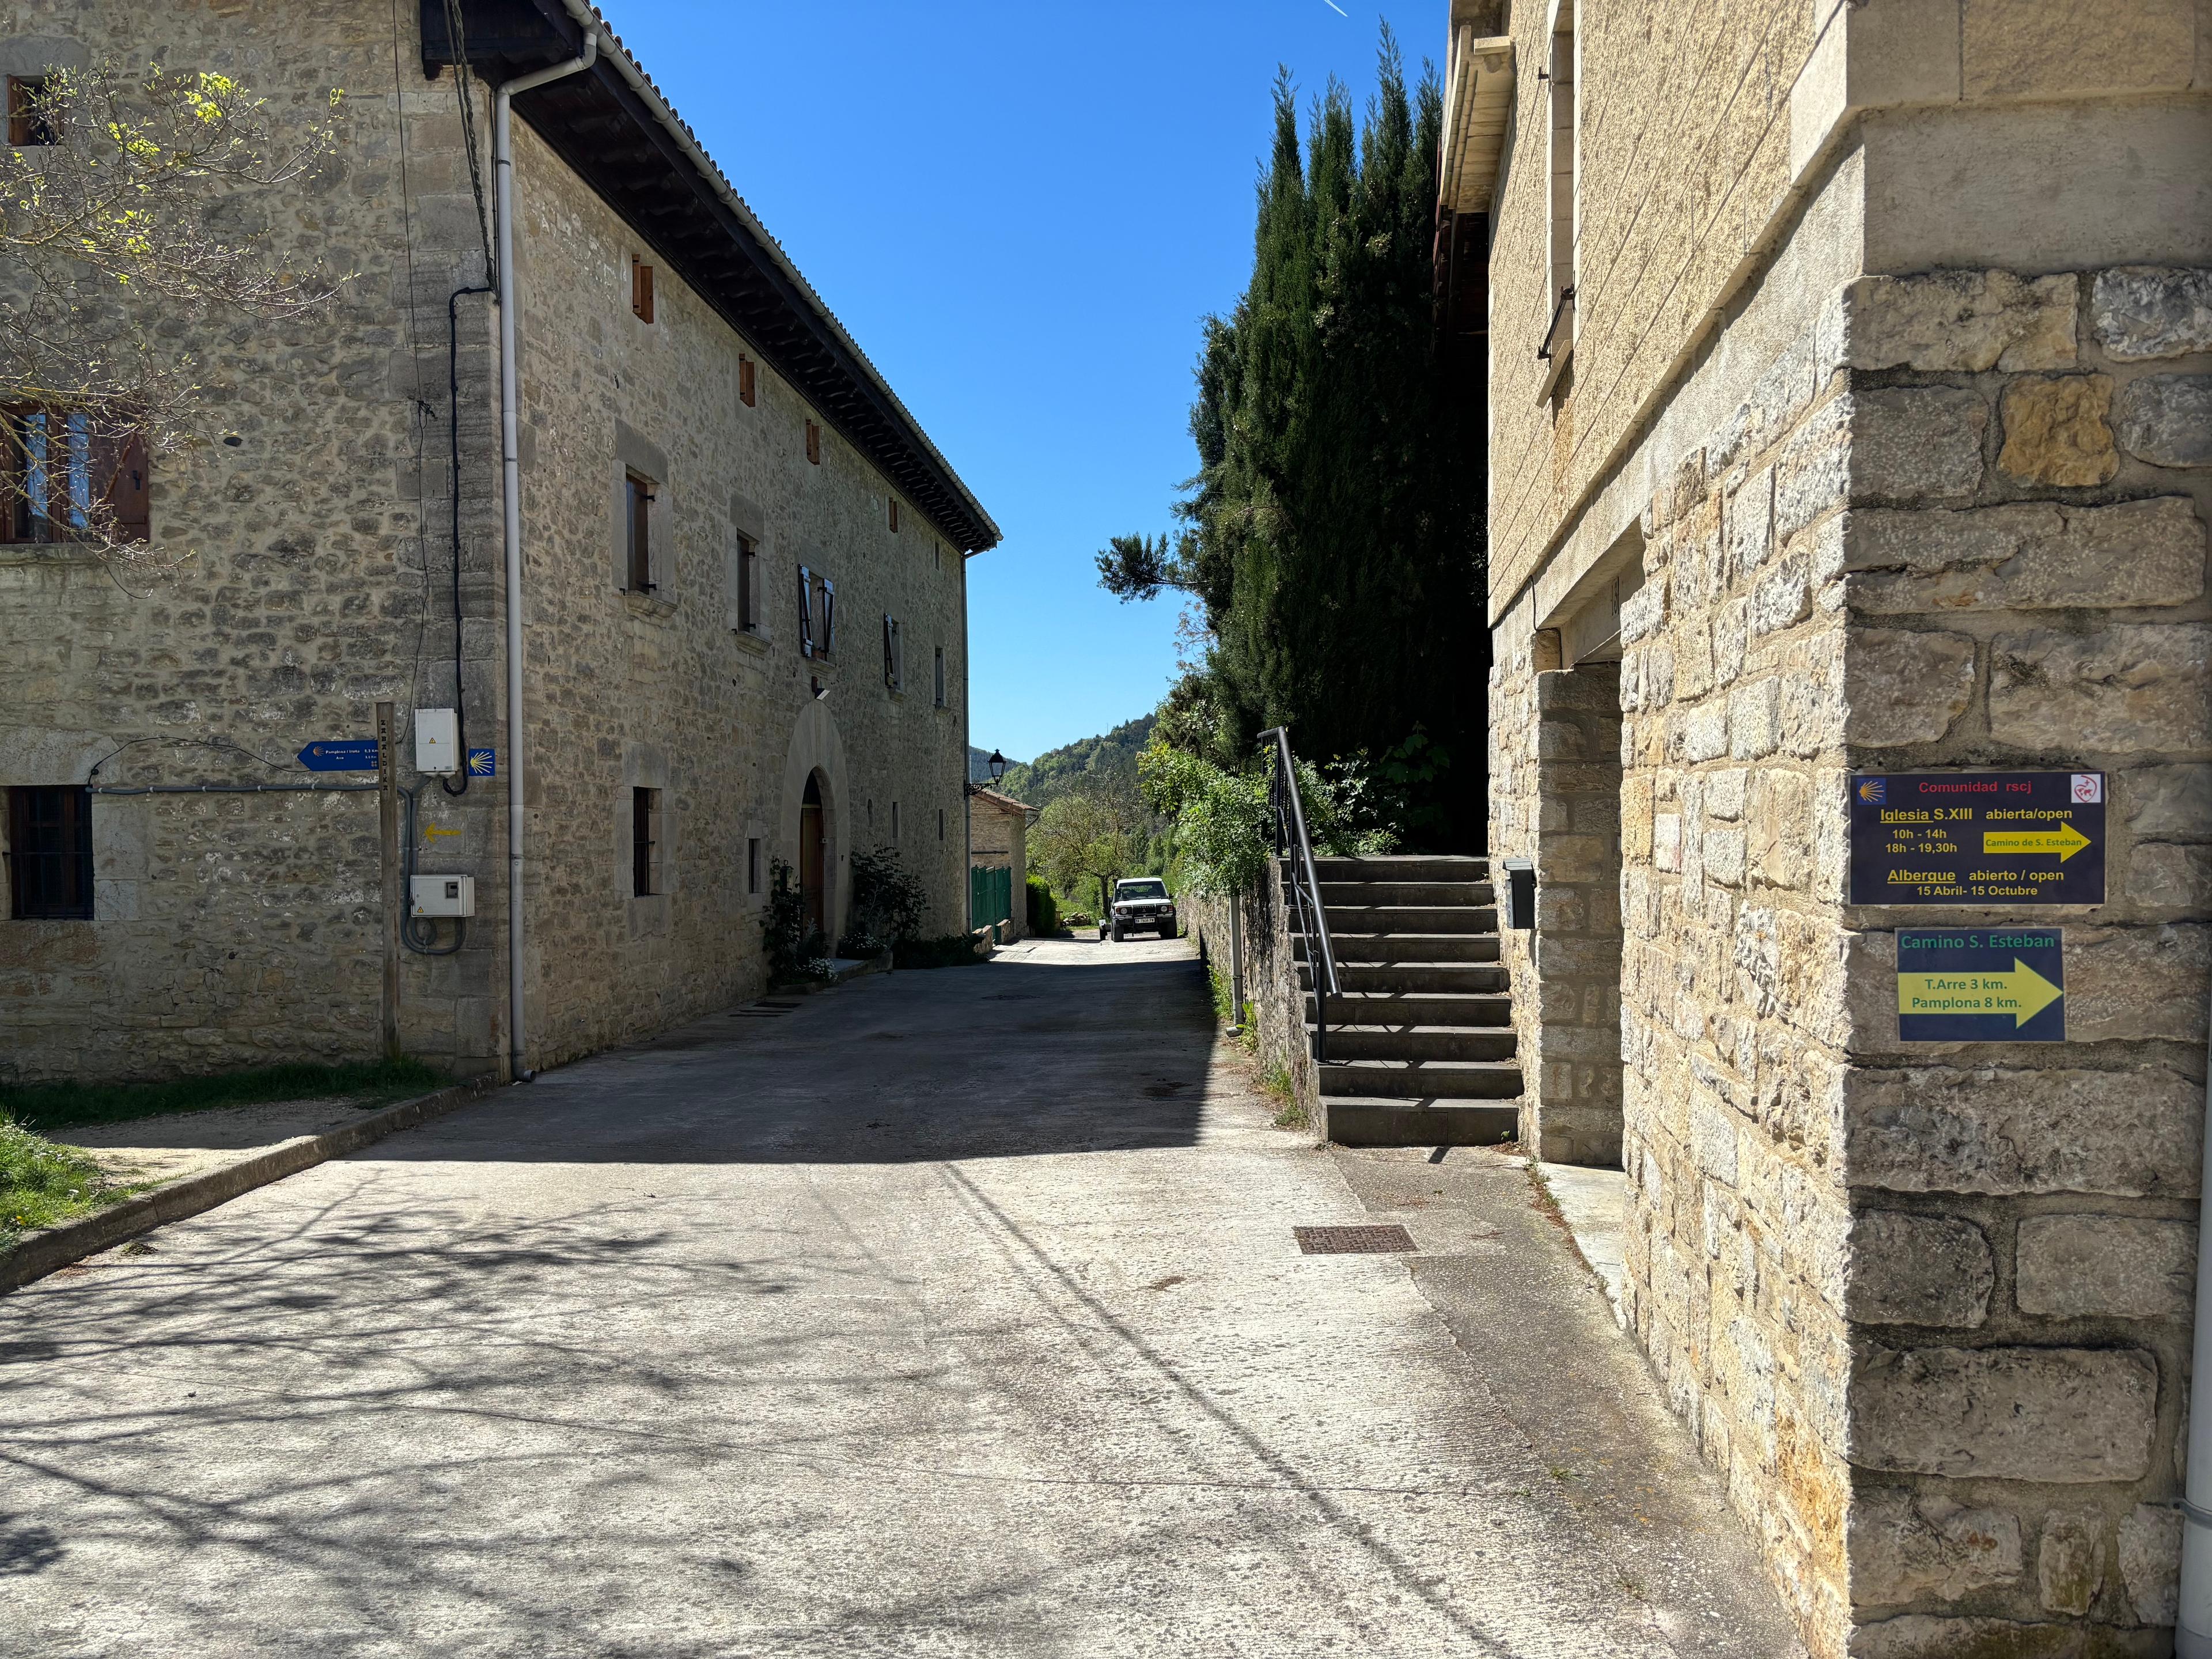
[411,874,475,917]
[415,708,460,775]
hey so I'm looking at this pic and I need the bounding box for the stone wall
[0,1,980,1083]
[0,0,508,1082]
[503,120,972,1069]
[1478,5,2212,1651]
[1185,875,1323,1138]
[968,793,1028,938]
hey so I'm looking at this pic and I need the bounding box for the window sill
[732,627,771,656]
[624,589,677,622]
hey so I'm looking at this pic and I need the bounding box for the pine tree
[1102,31,1488,847]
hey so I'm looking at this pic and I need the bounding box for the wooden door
[800,773,825,940]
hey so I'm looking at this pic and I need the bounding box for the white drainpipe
[492,29,597,1081]
[2179,973,2212,1656]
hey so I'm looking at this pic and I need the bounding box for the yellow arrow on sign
[1897,959,2064,1026]
[1981,821,2092,861]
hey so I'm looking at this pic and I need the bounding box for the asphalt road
[1,935,1802,1657]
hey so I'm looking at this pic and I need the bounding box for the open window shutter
[883,613,894,685]
[797,564,814,657]
[821,578,836,657]
[96,429,150,544]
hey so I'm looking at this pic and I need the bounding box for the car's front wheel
[1110,925,1124,941]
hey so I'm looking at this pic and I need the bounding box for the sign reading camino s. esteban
[1849,772,2105,906]
[1897,928,2066,1043]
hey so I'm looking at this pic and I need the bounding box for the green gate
[969,864,1012,930]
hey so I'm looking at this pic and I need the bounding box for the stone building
[0,0,996,1084]
[1441,0,2211,1653]
[967,787,1033,941]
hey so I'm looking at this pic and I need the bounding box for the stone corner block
[1847,1344,2157,1482]
[1847,1211,1993,1328]
[1844,271,2076,374]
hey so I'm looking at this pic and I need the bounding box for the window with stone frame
[804,419,821,465]
[888,498,900,534]
[624,469,655,591]
[6,785,93,920]
[797,566,835,659]
[737,354,756,407]
[630,254,655,323]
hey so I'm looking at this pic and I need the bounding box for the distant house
[966,788,1033,940]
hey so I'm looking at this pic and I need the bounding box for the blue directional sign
[467,747,497,778]
[297,739,379,772]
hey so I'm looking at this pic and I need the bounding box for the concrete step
[1310,991,1514,1027]
[1300,961,1510,994]
[1296,932,1501,965]
[1305,854,1488,883]
[1321,904,1499,935]
[1318,1058,1525,1100]
[1316,880,1494,907]
[1317,1025,1518,1063]
[1322,1097,1521,1147]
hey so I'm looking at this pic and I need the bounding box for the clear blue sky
[606,0,1444,763]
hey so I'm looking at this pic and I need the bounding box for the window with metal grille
[738,354,756,407]
[624,471,654,591]
[7,76,56,147]
[630,254,655,323]
[736,531,759,631]
[6,785,93,919]
[631,787,660,897]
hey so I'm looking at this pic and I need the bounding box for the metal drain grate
[1294,1224,1416,1255]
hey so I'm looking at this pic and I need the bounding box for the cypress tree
[1105,30,1488,848]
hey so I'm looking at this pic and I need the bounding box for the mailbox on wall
[1501,859,1536,930]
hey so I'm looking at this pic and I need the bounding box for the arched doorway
[800,772,826,942]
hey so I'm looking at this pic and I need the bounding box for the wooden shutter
[631,256,655,323]
[738,355,756,407]
[820,577,836,658]
[97,429,150,544]
[797,564,814,657]
[888,499,899,533]
[625,473,653,590]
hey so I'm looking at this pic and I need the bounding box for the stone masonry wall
[0,0,507,1082]
[1491,658,1624,1165]
[510,120,972,1068]
[1615,264,2209,1658]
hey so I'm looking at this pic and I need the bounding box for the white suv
[1109,878,1177,941]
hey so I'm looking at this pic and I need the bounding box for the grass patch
[893,934,987,969]
[0,1118,150,1247]
[1,1056,448,1135]
[1261,1063,1306,1129]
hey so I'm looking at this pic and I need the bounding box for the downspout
[2178,971,2212,1656]
[493,29,597,1082]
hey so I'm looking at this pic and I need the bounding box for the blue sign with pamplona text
[298,739,378,772]
[1897,928,2065,1043]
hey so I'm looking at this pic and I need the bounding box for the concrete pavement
[1,935,1803,1656]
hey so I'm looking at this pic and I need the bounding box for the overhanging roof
[422,0,1001,554]
[1439,31,1516,216]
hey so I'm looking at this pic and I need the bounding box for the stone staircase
[1288,854,1524,1146]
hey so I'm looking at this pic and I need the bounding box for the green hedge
[1026,877,1060,936]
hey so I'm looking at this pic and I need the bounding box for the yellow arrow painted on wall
[425,824,463,840]
[1981,822,2092,861]
[1897,959,2064,1026]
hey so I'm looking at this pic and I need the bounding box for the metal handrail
[1260,728,1339,1063]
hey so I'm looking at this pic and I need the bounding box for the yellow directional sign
[1897,958,2065,1027]
[1980,821,2092,861]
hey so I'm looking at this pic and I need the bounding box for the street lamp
[966,749,1007,796]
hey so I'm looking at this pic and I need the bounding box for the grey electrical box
[415,708,460,775]
[410,874,475,917]
[1501,859,1536,930]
